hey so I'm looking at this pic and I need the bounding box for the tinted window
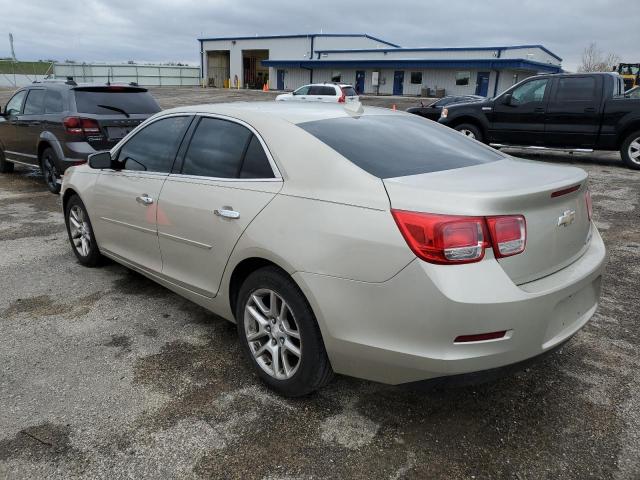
[5,90,27,115]
[240,135,274,179]
[511,79,548,105]
[182,118,252,178]
[74,88,161,115]
[341,86,358,96]
[298,115,502,178]
[23,90,45,115]
[410,72,422,84]
[44,90,64,113]
[455,72,470,86]
[117,116,190,172]
[555,77,596,102]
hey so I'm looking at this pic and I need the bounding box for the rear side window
[298,115,502,179]
[309,86,337,96]
[74,88,161,115]
[44,90,64,113]
[116,116,190,172]
[240,136,275,179]
[341,86,357,96]
[555,77,597,102]
[182,118,252,178]
[23,89,45,115]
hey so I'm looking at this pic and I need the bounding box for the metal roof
[197,33,401,48]
[261,58,562,73]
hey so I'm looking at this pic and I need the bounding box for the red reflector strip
[551,184,581,198]
[454,331,507,343]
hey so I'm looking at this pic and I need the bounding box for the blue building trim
[315,44,562,62]
[261,58,562,73]
[197,33,400,48]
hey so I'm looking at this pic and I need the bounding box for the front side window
[293,86,310,96]
[628,87,640,99]
[510,78,548,105]
[116,116,190,172]
[410,72,423,84]
[298,115,502,179]
[182,117,252,178]
[5,90,27,116]
[23,89,45,115]
[554,77,596,102]
[455,72,470,86]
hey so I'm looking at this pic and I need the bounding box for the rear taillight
[585,190,593,221]
[486,215,526,258]
[338,89,346,103]
[391,210,490,264]
[63,117,101,136]
[392,210,527,265]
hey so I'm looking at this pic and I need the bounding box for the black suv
[0,80,161,192]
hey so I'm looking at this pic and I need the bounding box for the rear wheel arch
[37,141,52,163]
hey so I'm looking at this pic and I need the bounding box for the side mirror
[88,151,114,169]
[502,93,513,105]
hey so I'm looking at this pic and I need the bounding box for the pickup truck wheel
[621,131,640,170]
[41,147,62,194]
[455,123,483,143]
[0,151,14,173]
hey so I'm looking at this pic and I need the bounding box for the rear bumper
[294,225,606,384]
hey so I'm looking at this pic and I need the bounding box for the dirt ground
[0,86,639,479]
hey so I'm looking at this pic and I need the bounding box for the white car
[275,83,359,103]
[61,102,605,397]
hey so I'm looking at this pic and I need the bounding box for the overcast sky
[1,0,638,71]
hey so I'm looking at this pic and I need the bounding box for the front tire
[41,147,61,194]
[621,130,640,170]
[64,195,103,267]
[236,266,333,397]
[0,151,14,173]
[454,123,483,143]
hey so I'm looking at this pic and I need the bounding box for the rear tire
[40,147,61,194]
[0,151,14,173]
[454,123,483,143]
[621,130,640,170]
[236,266,333,397]
[64,194,103,267]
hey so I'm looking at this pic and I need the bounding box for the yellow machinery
[617,63,640,91]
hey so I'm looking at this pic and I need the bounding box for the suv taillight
[338,89,346,103]
[63,117,101,136]
[391,210,527,265]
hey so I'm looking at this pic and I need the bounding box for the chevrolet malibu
[61,102,606,397]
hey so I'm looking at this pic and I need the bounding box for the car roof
[158,101,400,125]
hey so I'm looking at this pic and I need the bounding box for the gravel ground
[0,87,639,479]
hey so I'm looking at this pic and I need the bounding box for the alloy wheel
[459,129,476,139]
[244,288,302,380]
[629,137,640,165]
[43,155,58,190]
[68,205,92,257]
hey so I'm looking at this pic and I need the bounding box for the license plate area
[106,126,132,139]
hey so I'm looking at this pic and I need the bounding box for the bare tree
[579,42,621,72]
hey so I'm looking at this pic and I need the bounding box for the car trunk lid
[383,158,591,284]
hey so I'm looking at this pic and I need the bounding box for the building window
[331,71,341,82]
[410,72,422,84]
[455,72,471,86]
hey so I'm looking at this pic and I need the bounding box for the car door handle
[584,107,596,113]
[534,107,545,113]
[214,207,240,219]
[135,194,154,206]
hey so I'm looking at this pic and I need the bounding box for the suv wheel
[455,123,483,143]
[41,147,61,194]
[64,195,103,267]
[236,266,333,397]
[621,130,640,170]
[0,151,14,173]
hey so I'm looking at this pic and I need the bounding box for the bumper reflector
[454,331,507,343]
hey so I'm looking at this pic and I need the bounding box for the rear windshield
[341,86,357,96]
[73,88,161,115]
[298,115,502,178]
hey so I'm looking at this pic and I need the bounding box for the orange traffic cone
[263,83,268,92]
[392,104,397,111]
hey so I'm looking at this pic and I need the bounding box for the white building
[198,33,562,97]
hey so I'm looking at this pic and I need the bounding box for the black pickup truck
[437,72,640,169]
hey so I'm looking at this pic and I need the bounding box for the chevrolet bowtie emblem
[557,209,576,227]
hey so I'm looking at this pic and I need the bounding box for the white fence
[53,63,200,86]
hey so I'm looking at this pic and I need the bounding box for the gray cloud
[1,0,638,71]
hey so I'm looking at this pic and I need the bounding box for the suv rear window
[341,86,357,96]
[73,87,161,115]
[298,115,502,178]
